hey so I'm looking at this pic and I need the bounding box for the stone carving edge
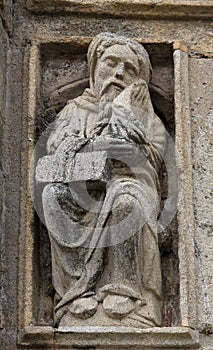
[18,326,200,349]
[26,0,213,19]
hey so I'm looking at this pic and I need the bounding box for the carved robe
[42,86,167,327]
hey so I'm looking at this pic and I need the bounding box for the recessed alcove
[18,36,198,349]
[32,40,180,328]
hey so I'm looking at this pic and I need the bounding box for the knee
[113,193,136,213]
[42,183,68,202]
[43,183,57,200]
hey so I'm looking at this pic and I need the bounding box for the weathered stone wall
[0,1,212,349]
[0,10,6,332]
[190,58,213,329]
[0,2,23,348]
[0,14,6,208]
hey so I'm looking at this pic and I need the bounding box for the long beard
[100,82,125,103]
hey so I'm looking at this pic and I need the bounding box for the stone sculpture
[36,33,167,328]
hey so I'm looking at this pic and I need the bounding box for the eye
[125,63,136,76]
[105,58,117,68]
[127,68,135,76]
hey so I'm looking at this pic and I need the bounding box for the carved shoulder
[46,100,81,154]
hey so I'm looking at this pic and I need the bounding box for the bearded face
[93,44,140,102]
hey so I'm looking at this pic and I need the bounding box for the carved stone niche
[18,36,199,349]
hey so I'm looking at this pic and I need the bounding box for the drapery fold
[43,87,166,325]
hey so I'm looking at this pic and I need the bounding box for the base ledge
[18,325,201,349]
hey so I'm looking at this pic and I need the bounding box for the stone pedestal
[18,326,200,350]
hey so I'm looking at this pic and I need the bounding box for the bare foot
[69,296,98,319]
[102,294,136,319]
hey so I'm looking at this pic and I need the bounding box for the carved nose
[115,64,124,79]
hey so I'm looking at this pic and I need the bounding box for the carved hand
[90,136,146,167]
[114,79,154,116]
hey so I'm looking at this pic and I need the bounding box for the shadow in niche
[34,41,179,327]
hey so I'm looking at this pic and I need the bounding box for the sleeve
[46,101,80,155]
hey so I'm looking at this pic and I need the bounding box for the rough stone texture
[26,0,213,19]
[0,0,212,349]
[36,150,111,184]
[189,58,213,328]
[0,15,6,332]
[0,6,22,350]
[0,17,7,235]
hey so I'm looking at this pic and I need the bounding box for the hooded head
[87,32,152,100]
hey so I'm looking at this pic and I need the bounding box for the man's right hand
[113,79,154,116]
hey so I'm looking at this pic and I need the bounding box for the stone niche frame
[18,36,200,349]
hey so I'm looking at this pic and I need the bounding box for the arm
[46,101,83,155]
[106,80,166,167]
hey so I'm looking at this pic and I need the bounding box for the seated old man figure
[40,32,167,328]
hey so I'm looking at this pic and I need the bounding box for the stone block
[36,150,111,186]
[71,151,111,185]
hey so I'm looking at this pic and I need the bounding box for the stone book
[35,150,111,186]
